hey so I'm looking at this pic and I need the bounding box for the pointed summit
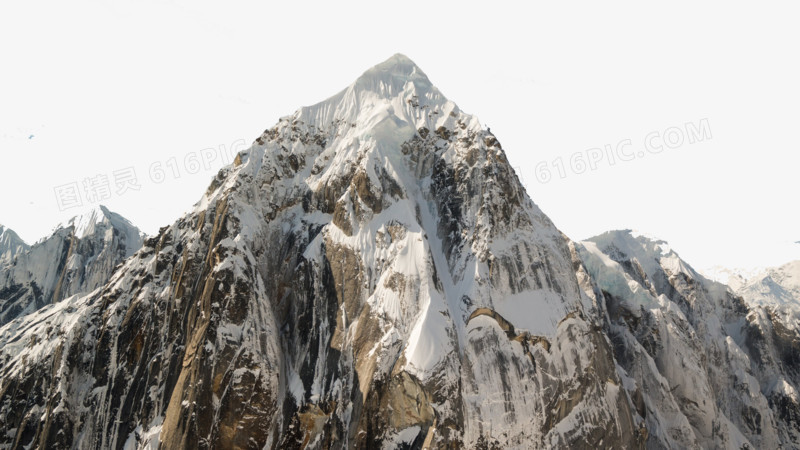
[352,53,433,92]
[267,54,480,155]
[0,224,28,262]
[55,204,144,256]
[65,204,110,238]
[369,53,423,73]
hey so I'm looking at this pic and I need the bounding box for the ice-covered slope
[0,205,145,325]
[0,225,27,262]
[0,55,644,449]
[576,230,800,448]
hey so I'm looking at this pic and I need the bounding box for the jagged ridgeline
[0,206,144,326]
[1,55,799,449]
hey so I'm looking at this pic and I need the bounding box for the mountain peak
[0,223,26,242]
[378,52,417,68]
[279,54,478,151]
[55,205,144,256]
[0,223,28,261]
[349,53,435,103]
[354,53,431,90]
[64,204,112,237]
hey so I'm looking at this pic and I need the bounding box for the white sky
[1,1,798,271]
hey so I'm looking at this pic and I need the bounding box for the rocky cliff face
[0,55,797,449]
[0,205,144,326]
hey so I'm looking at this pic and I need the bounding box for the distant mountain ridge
[704,261,800,307]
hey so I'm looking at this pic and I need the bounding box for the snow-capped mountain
[0,55,797,449]
[0,54,642,449]
[0,205,144,325]
[0,225,27,262]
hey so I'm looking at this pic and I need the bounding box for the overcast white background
[1,1,798,271]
